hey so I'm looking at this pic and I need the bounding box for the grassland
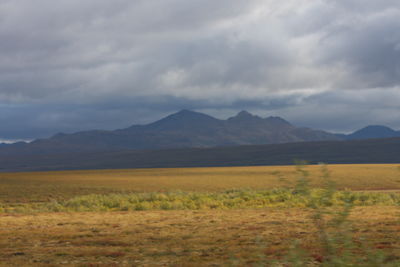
[1,207,399,266]
[0,164,399,266]
[1,164,400,204]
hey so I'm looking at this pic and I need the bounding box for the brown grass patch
[0,207,399,266]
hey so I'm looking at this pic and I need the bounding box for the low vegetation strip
[1,164,400,204]
[1,189,399,213]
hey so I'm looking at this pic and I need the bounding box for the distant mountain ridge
[339,125,400,140]
[0,110,399,156]
[0,110,340,155]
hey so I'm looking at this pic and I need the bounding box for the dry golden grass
[0,207,399,266]
[1,164,400,203]
[1,164,400,266]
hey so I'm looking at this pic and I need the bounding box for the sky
[1,0,400,141]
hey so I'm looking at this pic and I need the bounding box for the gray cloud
[1,0,400,140]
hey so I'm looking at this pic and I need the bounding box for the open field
[1,164,400,204]
[1,208,399,266]
[1,164,400,266]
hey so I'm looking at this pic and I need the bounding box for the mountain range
[0,109,399,156]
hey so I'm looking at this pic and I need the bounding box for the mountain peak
[175,109,196,115]
[229,110,261,121]
[354,125,397,135]
[145,109,221,131]
[237,110,253,117]
[167,109,216,120]
[346,125,400,140]
[360,125,395,131]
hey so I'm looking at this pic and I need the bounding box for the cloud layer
[1,0,400,139]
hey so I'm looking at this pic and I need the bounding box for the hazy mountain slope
[0,110,341,156]
[343,125,400,140]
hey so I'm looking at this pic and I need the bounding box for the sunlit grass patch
[1,164,400,204]
[1,188,399,213]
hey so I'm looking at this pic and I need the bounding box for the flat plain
[1,164,399,266]
[1,164,400,203]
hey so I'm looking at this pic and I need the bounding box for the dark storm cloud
[1,0,400,141]
[279,88,400,132]
[317,5,400,88]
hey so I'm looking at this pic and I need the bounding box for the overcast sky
[1,0,400,141]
